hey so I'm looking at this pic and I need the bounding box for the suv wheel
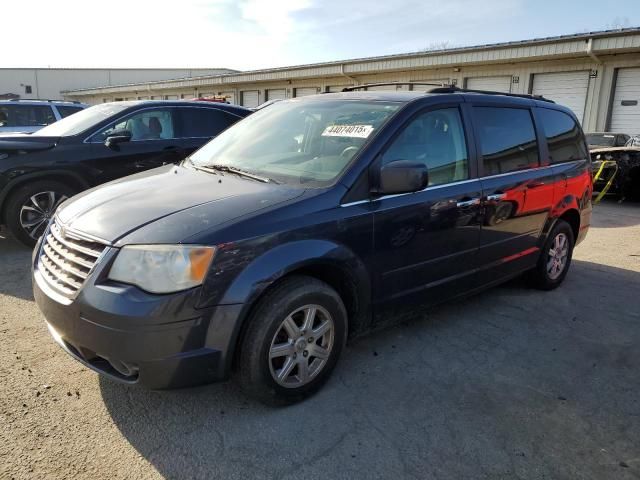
[528,219,575,290]
[238,276,347,405]
[5,181,74,247]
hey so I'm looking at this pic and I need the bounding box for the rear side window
[177,107,239,138]
[537,109,587,164]
[0,104,56,127]
[56,105,84,119]
[473,107,539,176]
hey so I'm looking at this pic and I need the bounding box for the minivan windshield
[34,103,132,137]
[188,99,401,187]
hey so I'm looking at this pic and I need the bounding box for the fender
[203,238,370,309]
[0,169,91,221]
[198,238,372,375]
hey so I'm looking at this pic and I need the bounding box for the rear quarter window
[537,108,587,164]
[56,105,85,119]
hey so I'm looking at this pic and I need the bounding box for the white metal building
[0,68,237,101]
[62,28,640,133]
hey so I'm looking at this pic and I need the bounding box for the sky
[3,0,639,71]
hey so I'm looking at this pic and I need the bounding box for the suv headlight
[108,245,216,294]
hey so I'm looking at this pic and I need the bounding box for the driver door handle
[456,198,481,208]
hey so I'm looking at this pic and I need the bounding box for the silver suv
[0,99,89,134]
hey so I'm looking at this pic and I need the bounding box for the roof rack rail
[7,98,83,104]
[341,81,448,92]
[426,85,555,103]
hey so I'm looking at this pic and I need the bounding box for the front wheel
[5,181,75,247]
[238,276,347,406]
[527,219,575,290]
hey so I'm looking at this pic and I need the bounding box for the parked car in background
[0,99,88,134]
[32,86,592,405]
[0,100,251,246]
[591,145,640,200]
[586,132,630,150]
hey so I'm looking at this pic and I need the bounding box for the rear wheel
[5,181,74,247]
[238,276,347,406]
[528,219,574,290]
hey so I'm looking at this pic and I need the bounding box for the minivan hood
[0,135,58,152]
[57,164,304,243]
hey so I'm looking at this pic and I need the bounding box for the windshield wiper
[188,160,273,183]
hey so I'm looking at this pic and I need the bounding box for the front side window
[381,108,469,186]
[0,105,56,127]
[90,108,176,142]
[177,108,238,138]
[537,108,587,164]
[188,99,401,187]
[473,107,539,176]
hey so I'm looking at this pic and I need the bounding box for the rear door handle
[526,181,545,188]
[456,198,481,208]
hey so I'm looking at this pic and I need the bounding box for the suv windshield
[34,103,132,137]
[188,99,401,186]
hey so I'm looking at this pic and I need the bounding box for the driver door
[84,107,184,184]
[373,104,483,321]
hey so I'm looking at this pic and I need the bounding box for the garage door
[466,76,512,93]
[609,68,640,132]
[267,89,287,101]
[532,71,589,124]
[241,91,260,108]
[295,87,318,97]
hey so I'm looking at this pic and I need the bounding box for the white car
[0,99,88,134]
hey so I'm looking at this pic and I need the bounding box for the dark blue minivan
[33,86,592,404]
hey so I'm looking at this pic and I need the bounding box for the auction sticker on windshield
[321,125,374,138]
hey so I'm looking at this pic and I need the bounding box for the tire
[238,275,348,406]
[527,219,575,290]
[5,181,75,247]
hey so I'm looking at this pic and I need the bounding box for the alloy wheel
[547,232,569,280]
[19,191,68,240]
[268,304,335,388]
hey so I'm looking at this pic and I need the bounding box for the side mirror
[105,129,132,148]
[377,160,429,195]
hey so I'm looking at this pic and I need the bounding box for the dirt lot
[1,200,639,480]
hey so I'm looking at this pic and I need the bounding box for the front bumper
[33,262,243,389]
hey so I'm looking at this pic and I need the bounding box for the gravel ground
[1,200,639,480]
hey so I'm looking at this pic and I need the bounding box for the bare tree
[605,17,631,30]
[422,41,458,52]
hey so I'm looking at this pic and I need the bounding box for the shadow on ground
[100,260,640,480]
[0,232,34,301]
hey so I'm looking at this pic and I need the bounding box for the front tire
[238,276,347,406]
[528,219,575,290]
[5,181,75,247]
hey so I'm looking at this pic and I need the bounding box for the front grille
[38,220,108,296]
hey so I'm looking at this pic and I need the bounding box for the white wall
[0,68,234,101]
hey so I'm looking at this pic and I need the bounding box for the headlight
[108,245,216,294]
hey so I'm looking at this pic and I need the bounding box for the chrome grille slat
[49,222,102,258]
[42,244,89,279]
[40,256,83,290]
[45,234,95,269]
[37,219,107,298]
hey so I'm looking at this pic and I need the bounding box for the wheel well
[231,263,363,372]
[559,209,580,241]
[1,174,87,224]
